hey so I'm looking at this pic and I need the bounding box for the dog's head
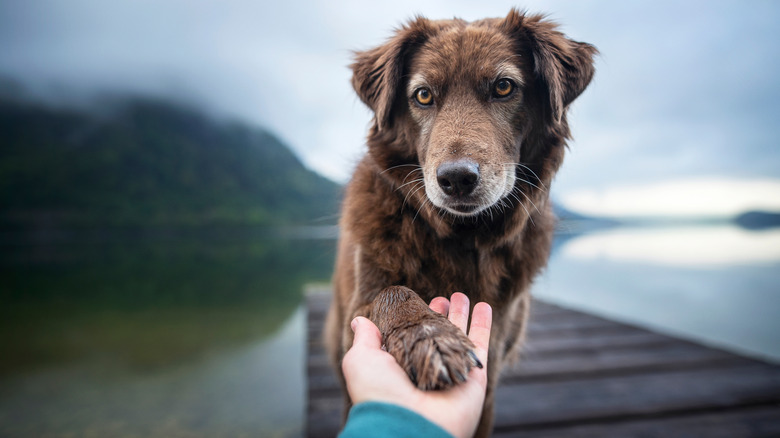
[352,9,596,219]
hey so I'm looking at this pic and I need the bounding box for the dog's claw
[375,286,479,391]
[439,370,453,386]
[468,350,483,369]
[384,321,478,390]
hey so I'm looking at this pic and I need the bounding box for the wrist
[342,401,453,438]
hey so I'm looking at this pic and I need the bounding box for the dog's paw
[383,313,483,390]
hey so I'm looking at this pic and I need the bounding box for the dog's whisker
[381,163,423,176]
[508,191,523,207]
[517,198,535,227]
[397,169,424,213]
[510,162,549,191]
[513,174,546,193]
[510,188,539,226]
[408,182,430,222]
[401,167,423,181]
[402,181,426,211]
[502,162,546,184]
[412,197,432,224]
[398,177,425,191]
[519,190,542,216]
[493,200,503,216]
[400,179,422,207]
[511,184,540,212]
[500,198,511,215]
[400,170,423,187]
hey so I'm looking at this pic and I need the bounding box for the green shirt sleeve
[338,401,454,438]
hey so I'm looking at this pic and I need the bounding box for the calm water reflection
[534,224,780,362]
[0,233,335,438]
[1,224,778,437]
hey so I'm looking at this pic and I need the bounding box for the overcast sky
[1,0,779,216]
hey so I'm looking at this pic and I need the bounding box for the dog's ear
[502,9,597,125]
[351,17,433,131]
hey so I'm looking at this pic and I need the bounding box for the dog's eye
[414,88,434,106]
[493,79,515,98]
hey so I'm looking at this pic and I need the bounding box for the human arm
[340,293,492,438]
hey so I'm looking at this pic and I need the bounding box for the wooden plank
[526,315,618,333]
[307,397,343,438]
[493,405,780,438]
[493,364,780,430]
[505,342,751,382]
[525,323,649,340]
[305,289,342,438]
[305,290,780,437]
[307,368,339,395]
[308,340,749,391]
[310,365,780,432]
[521,331,674,355]
[530,301,575,316]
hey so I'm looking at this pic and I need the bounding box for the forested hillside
[0,95,341,227]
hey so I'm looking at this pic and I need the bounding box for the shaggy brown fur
[325,9,596,436]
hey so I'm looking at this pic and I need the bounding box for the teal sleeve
[338,401,454,438]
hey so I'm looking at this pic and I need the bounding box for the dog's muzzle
[436,159,480,198]
[434,159,484,214]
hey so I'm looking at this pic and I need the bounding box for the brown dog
[325,9,596,436]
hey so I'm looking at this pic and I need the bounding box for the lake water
[0,233,334,438]
[536,224,780,363]
[0,224,777,437]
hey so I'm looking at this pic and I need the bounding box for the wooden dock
[305,290,780,437]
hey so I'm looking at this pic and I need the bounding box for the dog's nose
[436,160,480,197]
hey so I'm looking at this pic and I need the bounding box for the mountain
[552,202,620,231]
[0,95,342,228]
[734,211,780,230]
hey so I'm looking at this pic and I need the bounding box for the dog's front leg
[369,285,483,390]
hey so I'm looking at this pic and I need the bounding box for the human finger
[448,292,470,333]
[429,296,450,316]
[467,302,492,362]
[349,316,383,350]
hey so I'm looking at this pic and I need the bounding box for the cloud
[562,226,780,267]
[549,1,780,196]
[560,177,780,218]
[1,0,779,194]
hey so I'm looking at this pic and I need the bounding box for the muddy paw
[383,312,483,390]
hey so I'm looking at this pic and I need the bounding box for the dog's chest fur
[343,157,554,307]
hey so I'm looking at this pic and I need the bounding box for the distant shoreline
[0,223,340,245]
[555,209,780,235]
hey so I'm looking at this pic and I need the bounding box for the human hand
[341,293,492,438]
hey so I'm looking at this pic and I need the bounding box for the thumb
[350,316,383,350]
